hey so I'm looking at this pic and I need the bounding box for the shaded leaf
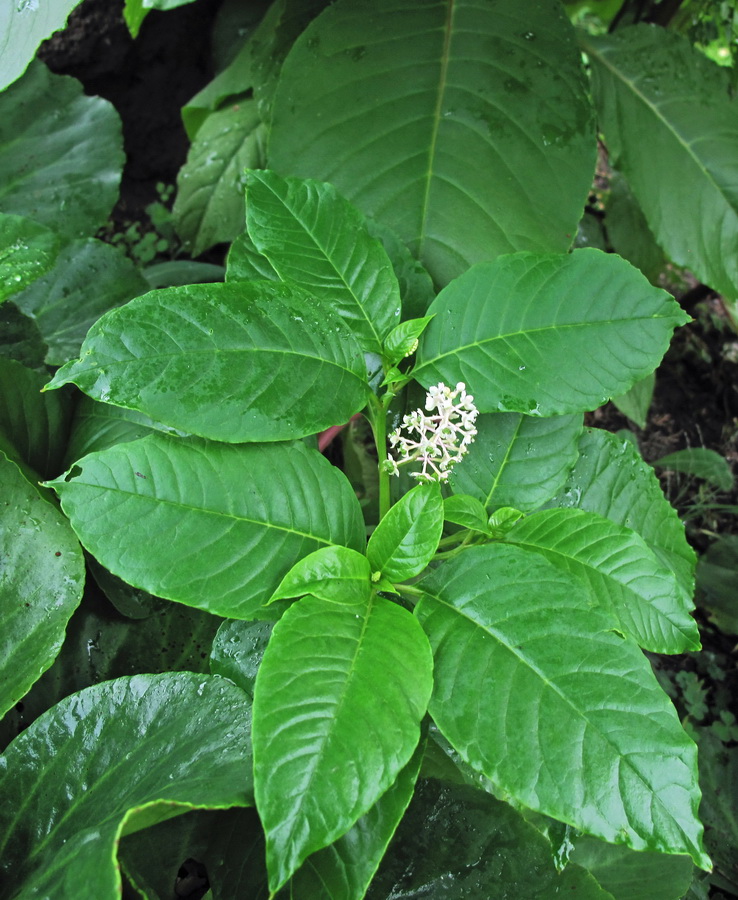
[416,543,709,867]
[606,172,666,284]
[0,302,47,369]
[611,372,655,430]
[696,535,738,635]
[46,435,365,618]
[0,454,84,720]
[0,61,123,238]
[226,228,280,282]
[652,448,734,492]
[253,593,432,890]
[46,281,370,443]
[415,250,688,415]
[449,411,582,512]
[173,99,264,256]
[504,507,699,653]
[210,619,274,700]
[0,673,253,899]
[586,26,738,301]
[269,0,596,285]
[13,237,148,366]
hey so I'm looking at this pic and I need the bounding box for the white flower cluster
[386,382,479,483]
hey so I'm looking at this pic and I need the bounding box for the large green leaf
[416,543,709,868]
[0,673,253,899]
[0,358,72,478]
[414,250,688,415]
[0,0,82,90]
[504,507,699,653]
[0,213,60,303]
[268,0,596,285]
[0,455,84,720]
[173,99,264,256]
[547,428,696,601]
[0,61,124,238]
[449,411,582,512]
[245,170,401,352]
[366,483,444,582]
[367,779,615,899]
[585,26,738,302]
[12,237,148,366]
[46,435,365,618]
[45,280,369,442]
[253,592,433,890]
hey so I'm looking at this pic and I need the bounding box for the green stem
[367,394,392,520]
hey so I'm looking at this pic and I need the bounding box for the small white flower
[386,382,479,482]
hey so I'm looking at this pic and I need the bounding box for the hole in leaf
[174,858,209,899]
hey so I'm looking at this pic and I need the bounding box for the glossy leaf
[585,26,738,301]
[0,357,72,478]
[0,61,124,238]
[173,99,264,256]
[270,546,371,604]
[226,228,280,282]
[414,250,688,415]
[47,434,365,618]
[0,454,84,720]
[416,543,709,867]
[449,411,582,512]
[0,0,82,90]
[570,835,694,900]
[504,507,699,653]
[367,483,444,582]
[12,237,148,366]
[210,619,274,700]
[0,673,253,899]
[547,428,696,601]
[245,170,401,352]
[0,213,60,303]
[269,0,596,285]
[368,779,616,899]
[443,494,490,534]
[383,315,434,366]
[287,737,425,900]
[652,448,734,492]
[45,281,369,443]
[253,593,433,890]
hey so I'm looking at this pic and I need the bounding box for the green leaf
[253,593,433,890]
[0,0,82,90]
[0,301,47,370]
[0,358,72,478]
[585,26,738,301]
[268,0,596,285]
[46,435,365,618]
[696,535,738,635]
[365,219,436,320]
[368,779,616,899]
[652,448,734,492]
[696,728,738,895]
[270,546,371,604]
[0,673,253,899]
[45,281,369,443]
[173,99,264,256]
[210,619,274,700]
[416,543,709,868]
[12,237,148,366]
[120,807,268,899]
[449,411,583,512]
[606,172,666,284]
[287,737,425,900]
[142,259,225,289]
[547,428,696,601]
[182,39,253,139]
[63,395,188,467]
[611,372,655,430]
[245,170,401,353]
[367,483,444,582]
[570,835,694,900]
[383,315,434,366]
[0,454,84,720]
[0,61,124,238]
[226,228,280,282]
[504,507,699,653]
[415,250,688,415]
[0,213,60,303]
[443,494,490,534]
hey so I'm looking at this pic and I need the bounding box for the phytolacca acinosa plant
[384,382,479,483]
